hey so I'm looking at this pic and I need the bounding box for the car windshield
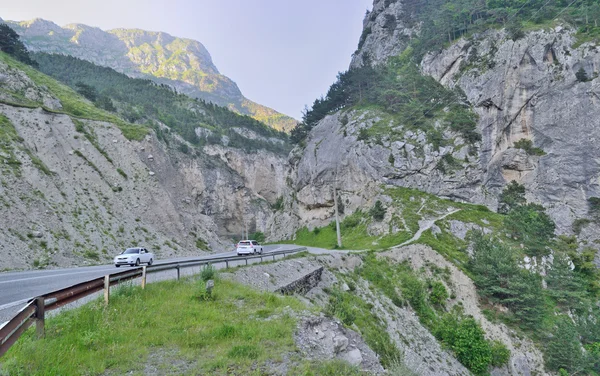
[123,248,139,254]
[238,241,251,246]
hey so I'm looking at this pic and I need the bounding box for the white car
[114,247,154,267]
[236,240,263,256]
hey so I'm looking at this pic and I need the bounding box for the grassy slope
[1,278,351,375]
[0,52,148,141]
[292,186,503,265]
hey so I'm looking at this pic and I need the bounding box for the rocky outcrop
[283,0,600,239]
[4,18,297,132]
[350,0,419,68]
[421,26,600,234]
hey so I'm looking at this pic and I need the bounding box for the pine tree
[546,316,584,373]
[0,24,37,66]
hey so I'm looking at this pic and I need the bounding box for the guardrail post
[35,297,45,339]
[141,266,147,289]
[245,258,248,266]
[104,275,110,305]
[225,260,229,269]
[273,254,276,261]
[176,265,180,281]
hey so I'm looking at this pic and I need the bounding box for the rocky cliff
[274,0,600,247]
[4,18,297,132]
[0,53,287,270]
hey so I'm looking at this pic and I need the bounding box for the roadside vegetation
[293,182,600,375]
[0,277,326,375]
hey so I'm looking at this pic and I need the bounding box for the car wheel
[135,258,140,266]
[115,264,120,267]
[148,258,153,266]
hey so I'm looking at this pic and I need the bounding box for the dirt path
[398,209,461,247]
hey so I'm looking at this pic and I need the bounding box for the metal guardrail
[0,247,306,357]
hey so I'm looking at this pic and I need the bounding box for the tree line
[32,53,290,155]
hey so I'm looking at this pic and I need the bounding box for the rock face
[273,0,600,240]
[0,58,287,270]
[350,0,419,68]
[421,27,600,235]
[5,18,297,132]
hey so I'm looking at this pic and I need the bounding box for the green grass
[291,186,501,253]
[1,278,308,375]
[0,114,22,176]
[0,52,149,141]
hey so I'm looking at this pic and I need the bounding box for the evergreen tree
[546,316,584,373]
[370,200,386,221]
[504,203,555,256]
[576,67,589,82]
[498,180,526,214]
[546,252,585,308]
[0,24,37,66]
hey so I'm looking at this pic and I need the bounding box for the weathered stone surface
[0,62,287,270]
[422,27,600,236]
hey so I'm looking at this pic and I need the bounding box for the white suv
[236,240,263,256]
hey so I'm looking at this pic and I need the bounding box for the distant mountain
[5,18,297,132]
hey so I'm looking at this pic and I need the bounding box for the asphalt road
[0,244,295,322]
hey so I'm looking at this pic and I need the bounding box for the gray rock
[342,348,363,366]
[333,335,349,354]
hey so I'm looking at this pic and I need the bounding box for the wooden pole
[141,266,147,289]
[35,297,45,339]
[104,275,110,306]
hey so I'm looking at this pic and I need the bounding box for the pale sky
[0,0,373,120]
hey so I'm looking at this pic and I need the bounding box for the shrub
[370,200,386,221]
[249,231,265,243]
[490,340,511,367]
[436,311,492,374]
[200,264,216,282]
[429,281,449,308]
[357,128,369,141]
[513,139,545,156]
[576,67,589,82]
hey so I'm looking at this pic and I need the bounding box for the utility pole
[333,187,342,248]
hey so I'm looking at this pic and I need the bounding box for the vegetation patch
[31,53,291,154]
[0,52,149,141]
[0,114,22,176]
[2,278,306,375]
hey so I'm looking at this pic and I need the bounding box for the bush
[429,281,449,308]
[249,231,265,243]
[436,311,492,375]
[200,264,216,282]
[370,200,386,221]
[490,340,511,367]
